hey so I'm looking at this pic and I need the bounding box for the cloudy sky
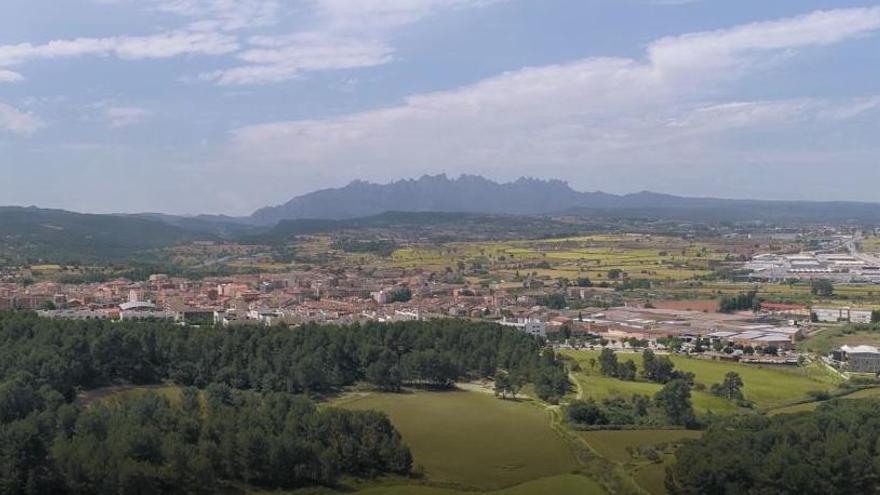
[1,0,878,215]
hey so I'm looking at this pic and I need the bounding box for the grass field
[798,326,880,355]
[768,387,880,415]
[348,475,605,495]
[580,430,703,464]
[564,350,839,411]
[337,390,583,491]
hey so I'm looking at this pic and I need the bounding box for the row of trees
[597,349,693,385]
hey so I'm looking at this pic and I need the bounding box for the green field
[337,390,583,491]
[798,326,880,355]
[349,474,605,495]
[580,430,703,464]
[769,387,880,415]
[564,350,839,411]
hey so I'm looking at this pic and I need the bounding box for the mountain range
[249,174,880,225]
[4,174,880,262]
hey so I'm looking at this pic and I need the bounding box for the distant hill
[0,207,203,263]
[250,175,880,225]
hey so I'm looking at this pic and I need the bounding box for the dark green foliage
[538,293,567,310]
[565,394,657,427]
[618,279,651,291]
[0,312,565,399]
[641,350,691,385]
[719,290,760,313]
[668,400,880,494]
[331,239,398,257]
[387,287,413,303]
[598,348,636,381]
[44,389,410,494]
[810,279,835,297]
[710,372,744,401]
[654,380,695,428]
[566,399,607,426]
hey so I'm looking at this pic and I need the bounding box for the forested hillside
[0,207,200,263]
[0,312,568,493]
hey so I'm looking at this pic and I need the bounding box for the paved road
[846,234,880,266]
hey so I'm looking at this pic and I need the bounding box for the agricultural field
[564,350,840,411]
[387,234,729,284]
[335,390,584,492]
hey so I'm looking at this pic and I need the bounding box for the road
[846,233,880,266]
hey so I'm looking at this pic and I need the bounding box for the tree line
[0,312,569,403]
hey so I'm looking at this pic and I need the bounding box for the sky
[0,0,879,215]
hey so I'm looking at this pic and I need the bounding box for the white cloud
[0,31,238,69]
[0,69,23,83]
[202,0,502,85]
[202,32,393,85]
[0,102,45,135]
[230,6,880,183]
[313,0,504,32]
[649,7,880,77]
[153,0,281,32]
[104,106,154,128]
[92,0,281,31]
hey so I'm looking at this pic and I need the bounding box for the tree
[598,348,619,376]
[710,372,744,401]
[654,379,695,427]
[494,373,510,399]
[607,269,623,280]
[387,287,413,303]
[566,399,607,425]
[642,350,677,384]
[617,361,637,381]
[811,279,834,297]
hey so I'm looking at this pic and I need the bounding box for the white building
[500,318,547,338]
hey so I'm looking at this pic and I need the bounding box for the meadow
[336,390,583,491]
[563,350,840,411]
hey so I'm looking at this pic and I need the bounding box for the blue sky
[0,0,878,215]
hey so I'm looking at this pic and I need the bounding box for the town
[5,228,880,373]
